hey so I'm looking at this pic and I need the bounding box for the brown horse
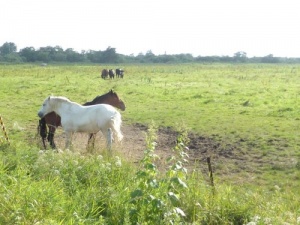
[101,69,109,79]
[38,89,125,149]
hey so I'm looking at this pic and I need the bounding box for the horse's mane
[49,96,82,107]
[83,90,118,106]
[49,96,71,103]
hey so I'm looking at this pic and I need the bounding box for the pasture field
[0,63,300,224]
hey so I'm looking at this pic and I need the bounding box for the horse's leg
[89,133,96,148]
[106,128,113,150]
[86,133,96,152]
[38,119,47,149]
[48,126,57,149]
[65,131,73,149]
[101,128,113,151]
[41,135,47,149]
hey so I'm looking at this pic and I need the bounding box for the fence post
[207,157,215,194]
[0,115,10,144]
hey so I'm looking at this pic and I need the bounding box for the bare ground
[37,122,268,182]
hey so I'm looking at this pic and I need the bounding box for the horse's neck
[84,95,107,106]
[55,101,79,117]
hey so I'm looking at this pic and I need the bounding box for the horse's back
[85,104,122,139]
[88,103,120,117]
[70,103,121,131]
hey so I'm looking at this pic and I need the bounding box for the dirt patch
[38,123,252,178]
[35,122,299,185]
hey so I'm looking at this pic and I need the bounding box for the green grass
[0,63,300,224]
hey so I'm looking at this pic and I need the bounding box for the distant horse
[38,90,125,149]
[116,68,124,78]
[108,69,115,79]
[101,69,109,79]
[38,96,123,149]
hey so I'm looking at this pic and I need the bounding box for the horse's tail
[111,111,123,142]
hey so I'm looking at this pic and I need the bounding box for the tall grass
[1,125,299,224]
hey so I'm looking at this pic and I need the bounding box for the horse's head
[37,96,56,118]
[108,90,126,111]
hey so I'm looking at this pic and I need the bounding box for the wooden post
[207,157,215,194]
[0,115,10,144]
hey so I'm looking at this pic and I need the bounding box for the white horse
[37,96,123,149]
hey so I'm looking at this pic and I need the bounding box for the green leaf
[145,163,157,171]
[148,178,159,188]
[152,198,165,209]
[173,207,186,217]
[136,171,148,178]
[130,189,143,198]
[170,177,188,188]
[168,192,180,206]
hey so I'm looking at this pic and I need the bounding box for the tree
[102,46,118,63]
[19,47,37,62]
[176,53,194,63]
[261,54,280,63]
[86,50,103,63]
[0,42,17,55]
[144,50,155,63]
[36,50,50,62]
[234,51,247,62]
[65,48,85,62]
[3,53,22,63]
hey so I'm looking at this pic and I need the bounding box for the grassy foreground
[0,64,300,224]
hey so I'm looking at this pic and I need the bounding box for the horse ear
[110,89,113,93]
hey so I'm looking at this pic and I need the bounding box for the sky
[1,0,300,57]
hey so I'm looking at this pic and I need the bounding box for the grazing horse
[108,69,115,79]
[38,96,123,149]
[38,90,125,149]
[116,68,124,78]
[101,69,109,79]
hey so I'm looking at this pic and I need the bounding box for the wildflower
[53,170,60,175]
[264,217,272,224]
[73,212,79,219]
[57,159,63,166]
[115,157,122,167]
[245,215,261,225]
[252,215,261,222]
[274,185,281,191]
[39,150,44,154]
[105,163,112,171]
[245,222,256,225]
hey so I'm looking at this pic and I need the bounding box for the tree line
[1,42,300,64]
